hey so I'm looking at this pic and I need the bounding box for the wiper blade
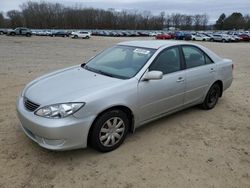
[84,65,115,78]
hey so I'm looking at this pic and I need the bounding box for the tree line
[215,12,250,30]
[0,1,249,30]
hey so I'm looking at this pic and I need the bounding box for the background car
[7,27,32,37]
[0,28,8,35]
[191,33,211,41]
[50,31,70,37]
[239,34,250,41]
[71,31,91,39]
[210,34,231,42]
[155,33,172,40]
[175,31,192,40]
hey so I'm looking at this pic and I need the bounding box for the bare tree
[0,12,5,27]
[7,10,23,28]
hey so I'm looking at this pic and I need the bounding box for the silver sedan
[16,41,233,152]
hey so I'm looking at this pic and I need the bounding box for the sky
[1,0,250,23]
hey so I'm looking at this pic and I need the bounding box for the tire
[201,83,221,110]
[222,39,226,43]
[210,38,214,42]
[26,33,31,37]
[193,38,196,41]
[10,32,15,36]
[90,109,129,152]
[203,39,205,41]
[86,36,90,39]
[74,35,78,39]
[0,31,3,35]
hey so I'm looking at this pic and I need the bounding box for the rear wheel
[10,32,15,36]
[90,110,129,152]
[74,35,78,39]
[201,83,221,110]
[26,33,31,37]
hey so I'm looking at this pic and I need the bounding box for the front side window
[149,47,181,74]
[85,45,156,79]
[182,46,206,68]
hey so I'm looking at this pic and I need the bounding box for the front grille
[24,98,40,112]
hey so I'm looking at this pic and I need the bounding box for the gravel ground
[0,36,249,188]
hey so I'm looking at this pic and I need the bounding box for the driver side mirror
[142,71,163,81]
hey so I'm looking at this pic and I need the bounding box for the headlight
[35,103,85,118]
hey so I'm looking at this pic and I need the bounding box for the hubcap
[208,88,218,104]
[99,117,125,147]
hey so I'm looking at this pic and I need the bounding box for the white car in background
[149,31,162,36]
[71,31,91,39]
[191,33,211,41]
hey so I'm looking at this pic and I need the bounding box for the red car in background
[155,33,172,40]
[239,34,250,41]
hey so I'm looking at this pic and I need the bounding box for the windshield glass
[84,45,156,79]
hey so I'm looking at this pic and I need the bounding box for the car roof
[118,40,193,49]
[118,40,222,62]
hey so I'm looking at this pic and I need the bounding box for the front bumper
[16,96,94,150]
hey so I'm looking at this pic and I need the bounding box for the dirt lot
[0,35,249,188]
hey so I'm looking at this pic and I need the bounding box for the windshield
[84,45,156,79]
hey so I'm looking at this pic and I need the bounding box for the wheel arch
[213,80,223,97]
[87,105,135,145]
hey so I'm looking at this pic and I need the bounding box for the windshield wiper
[84,65,116,78]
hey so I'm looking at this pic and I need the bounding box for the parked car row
[155,31,250,42]
[1,27,250,42]
[0,27,33,37]
[33,30,91,39]
[0,28,92,39]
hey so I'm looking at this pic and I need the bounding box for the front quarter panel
[73,78,140,128]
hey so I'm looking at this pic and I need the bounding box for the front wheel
[90,110,129,152]
[201,83,221,110]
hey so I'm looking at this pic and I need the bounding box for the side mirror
[142,71,163,81]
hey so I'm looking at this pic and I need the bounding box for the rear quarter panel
[216,58,233,91]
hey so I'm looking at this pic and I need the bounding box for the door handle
[210,68,215,73]
[177,77,184,82]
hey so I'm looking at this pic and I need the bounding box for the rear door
[138,46,186,122]
[181,45,216,105]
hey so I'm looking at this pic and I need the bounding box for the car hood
[24,66,121,105]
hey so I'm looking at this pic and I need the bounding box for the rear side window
[182,46,206,68]
[205,55,213,64]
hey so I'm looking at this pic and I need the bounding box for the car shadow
[34,106,202,156]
